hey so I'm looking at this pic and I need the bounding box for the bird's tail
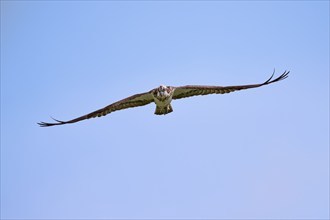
[154,104,173,115]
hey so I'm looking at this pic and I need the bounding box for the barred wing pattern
[38,91,154,127]
[172,70,289,100]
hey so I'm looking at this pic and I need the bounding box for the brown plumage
[38,70,289,127]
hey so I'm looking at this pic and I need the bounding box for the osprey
[38,70,289,127]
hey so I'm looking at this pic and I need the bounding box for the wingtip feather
[264,70,289,85]
[38,117,67,127]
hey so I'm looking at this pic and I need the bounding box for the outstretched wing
[172,70,289,100]
[38,91,154,127]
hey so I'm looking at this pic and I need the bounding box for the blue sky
[1,1,329,219]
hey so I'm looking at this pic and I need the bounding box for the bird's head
[159,85,166,92]
[154,85,172,100]
[157,85,167,97]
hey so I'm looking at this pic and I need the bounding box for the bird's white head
[153,85,173,101]
[159,85,166,92]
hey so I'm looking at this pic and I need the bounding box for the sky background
[1,1,329,219]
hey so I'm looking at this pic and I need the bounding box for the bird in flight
[38,70,289,127]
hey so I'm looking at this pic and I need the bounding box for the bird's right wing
[38,91,154,127]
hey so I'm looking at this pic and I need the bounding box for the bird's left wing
[172,70,289,100]
[38,91,154,127]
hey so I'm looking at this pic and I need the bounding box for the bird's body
[152,85,174,115]
[38,70,289,127]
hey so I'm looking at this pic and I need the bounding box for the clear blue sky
[1,1,329,219]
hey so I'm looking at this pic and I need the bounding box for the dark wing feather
[172,70,289,100]
[38,91,154,127]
